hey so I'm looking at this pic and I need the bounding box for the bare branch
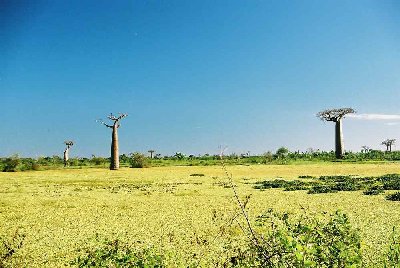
[107,113,128,121]
[96,119,113,128]
[316,108,355,122]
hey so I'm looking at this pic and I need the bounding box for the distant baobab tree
[382,139,396,152]
[317,108,355,159]
[98,113,128,170]
[63,141,74,167]
[148,150,155,159]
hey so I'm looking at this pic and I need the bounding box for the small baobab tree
[382,139,396,152]
[63,141,74,167]
[317,108,355,159]
[98,113,128,170]
[148,150,155,159]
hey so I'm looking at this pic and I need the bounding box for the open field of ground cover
[1,163,400,267]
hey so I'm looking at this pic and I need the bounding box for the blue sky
[1,0,400,157]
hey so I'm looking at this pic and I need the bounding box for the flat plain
[1,163,399,267]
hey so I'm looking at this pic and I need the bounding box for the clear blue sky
[1,0,400,157]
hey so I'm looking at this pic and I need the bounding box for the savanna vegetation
[1,163,400,267]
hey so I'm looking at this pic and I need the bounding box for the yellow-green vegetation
[1,163,400,267]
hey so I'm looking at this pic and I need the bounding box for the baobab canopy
[317,108,356,122]
[316,107,355,159]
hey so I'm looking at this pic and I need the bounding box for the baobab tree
[63,141,74,167]
[382,139,396,152]
[148,150,155,159]
[98,113,128,170]
[316,108,355,159]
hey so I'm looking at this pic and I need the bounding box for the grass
[0,163,399,266]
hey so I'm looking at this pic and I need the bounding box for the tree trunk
[110,125,119,170]
[63,148,69,167]
[335,120,344,159]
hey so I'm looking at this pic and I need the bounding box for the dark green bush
[386,192,400,201]
[72,239,164,267]
[231,210,362,267]
[334,181,362,191]
[2,155,21,172]
[189,173,204,177]
[363,185,384,195]
[129,153,149,168]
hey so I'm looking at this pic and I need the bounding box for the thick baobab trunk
[63,148,69,167]
[110,125,119,170]
[335,120,344,159]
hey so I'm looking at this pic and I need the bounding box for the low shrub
[230,210,362,267]
[385,227,400,267]
[190,173,205,177]
[72,239,164,267]
[2,155,21,172]
[363,185,384,195]
[386,192,400,201]
[129,152,150,168]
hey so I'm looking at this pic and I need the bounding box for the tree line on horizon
[1,108,398,172]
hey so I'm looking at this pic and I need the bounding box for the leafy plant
[129,152,149,168]
[363,185,384,195]
[385,227,400,268]
[386,192,400,201]
[2,155,21,172]
[72,239,164,267]
[230,210,362,267]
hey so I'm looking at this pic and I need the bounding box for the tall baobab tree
[98,113,128,170]
[317,108,355,159]
[382,139,396,152]
[148,150,155,159]
[63,141,74,167]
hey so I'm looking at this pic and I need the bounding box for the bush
[129,152,149,168]
[231,210,362,267]
[2,155,21,172]
[386,192,400,201]
[385,227,400,267]
[363,185,384,195]
[72,239,164,267]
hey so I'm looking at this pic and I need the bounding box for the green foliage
[233,210,362,267]
[255,174,400,200]
[275,147,289,158]
[2,155,21,172]
[72,239,164,267]
[129,152,149,168]
[254,179,311,191]
[363,185,384,195]
[385,227,400,268]
[174,152,186,160]
[386,192,400,201]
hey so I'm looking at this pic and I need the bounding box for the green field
[1,163,400,267]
